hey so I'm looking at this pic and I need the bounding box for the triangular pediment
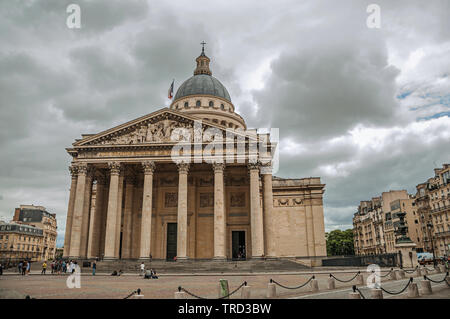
[73,108,254,147]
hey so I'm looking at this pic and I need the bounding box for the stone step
[88,259,310,273]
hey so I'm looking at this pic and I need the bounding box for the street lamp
[426,222,437,267]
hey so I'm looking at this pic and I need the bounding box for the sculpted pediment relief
[75,109,252,147]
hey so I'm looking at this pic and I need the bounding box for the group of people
[18,260,31,275]
[41,260,79,275]
[140,262,158,279]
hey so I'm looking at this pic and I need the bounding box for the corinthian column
[69,163,88,258]
[104,162,122,260]
[121,175,135,259]
[139,161,155,260]
[213,162,226,260]
[177,162,189,260]
[87,175,106,259]
[63,165,78,258]
[261,163,276,258]
[248,161,264,258]
[79,167,94,258]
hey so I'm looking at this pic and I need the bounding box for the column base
[67,256,80,260]
[251,256,265,260]
[103,256,119,261]
[139,257,151,261]
[265,256,278,260]
[212,256,227,261]
[176,256,189,262]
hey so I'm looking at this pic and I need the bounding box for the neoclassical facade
[63,49,326,262]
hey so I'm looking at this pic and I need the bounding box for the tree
[326,229,355,256]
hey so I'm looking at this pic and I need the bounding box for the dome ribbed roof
[174,74,231,102]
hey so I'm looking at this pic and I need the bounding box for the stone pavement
[0,268,448,299]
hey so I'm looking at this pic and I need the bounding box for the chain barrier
[352,285,366,299]
[270,276,314,290]
[373,268,393,278]
[379,277,413,295]
[124,288,141,299]
[423,272,449,284]
[178,282,247,300]
[219,282,247,299]
[330,271,360,283]
[403,266,418,274]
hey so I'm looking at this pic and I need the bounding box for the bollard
[356,273,364,286]
[267,281,276,298]
[327,276,335,290]
[218,279,229,299]
[371,288,383,299]
[420,279,432,295]
[241,284,251,299]
[348,286,361,299]
[310,277,319,293]
[175,291,187,299]
[390,270,397,281]
[133,288,144,299]
[407,282,419,298]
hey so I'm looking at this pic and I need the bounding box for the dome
[174,74,231,102]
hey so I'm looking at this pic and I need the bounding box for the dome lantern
[194,41,212,76]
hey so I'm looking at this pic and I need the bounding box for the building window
[209,101,214,107]
[196,100,201,107]
[220,104,225,110]
[184,102,188,108]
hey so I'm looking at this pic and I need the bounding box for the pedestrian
[51,260,55,274]
[72,261,77,274]
[69,260,73,274]
[0,263,3,276]
[22,261,27,275]
[26,260,31,275]
[62,260,67,273]
[42,261,47,275]
[140,262,145,276]
[92,261,96,276]
[18,261,23,274]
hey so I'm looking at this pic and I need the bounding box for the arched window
[209,101,214,107]
[184,102,188,108]
[220,104,225,110]
[196,100,201,107]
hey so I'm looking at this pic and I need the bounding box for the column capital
[142,161,156,175]
[108,162,122,176]
[212,162,225,172]
[77,163,89,175]
[247,161,260,171]
[69,165,78,178]
[177,162,190,174]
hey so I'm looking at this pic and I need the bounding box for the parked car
[417,252,434,265]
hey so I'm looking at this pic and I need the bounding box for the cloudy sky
[1,0,449,247]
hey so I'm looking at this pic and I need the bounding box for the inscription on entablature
[199,193,214,208]
[164,192,178,207]
[230,192,245,207]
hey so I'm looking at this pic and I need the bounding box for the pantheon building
[63,48,326,264]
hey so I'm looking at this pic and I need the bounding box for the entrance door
[231,231,246,260]
[166,223,177,261]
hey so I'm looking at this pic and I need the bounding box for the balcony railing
[431,205,450,214]
[435,230,450,238]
